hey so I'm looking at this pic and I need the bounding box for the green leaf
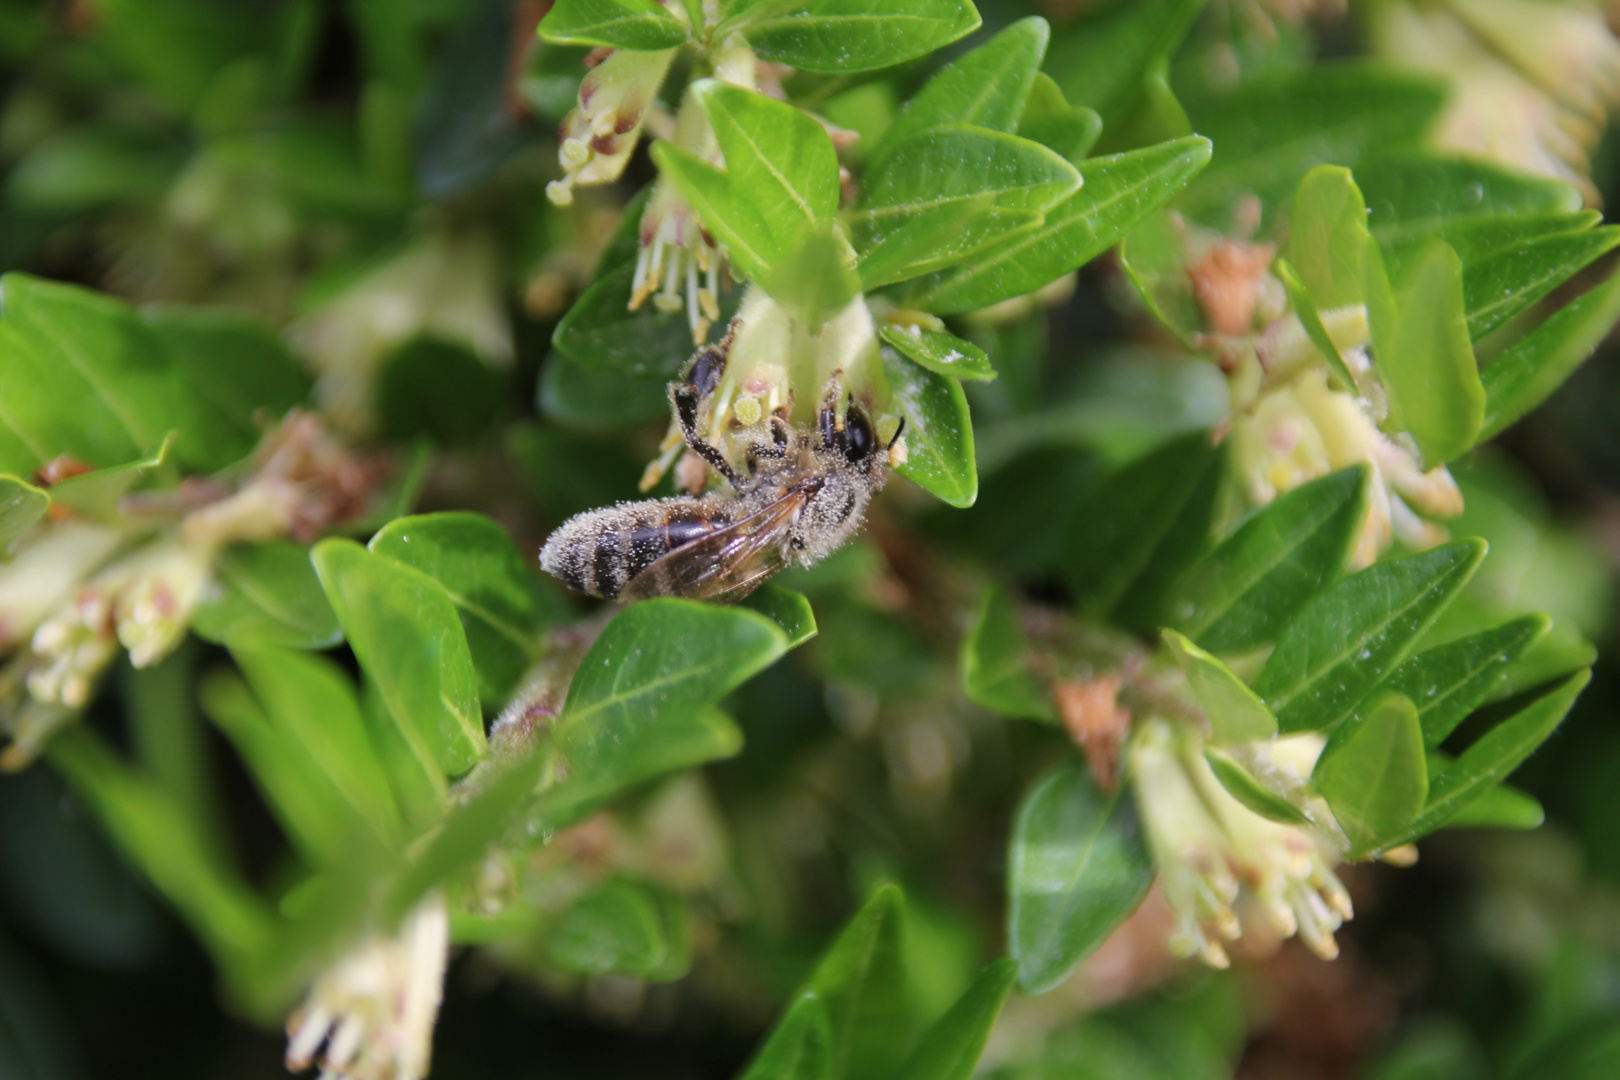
[529,600,788,829]
[1255,540,1486,734]
[1285,165,1369,311]
[370,512,547,703]
[1479,266,1620,441]
[312,538,486,779]
[141,306,308,441]
[852,126,1080,289]
[1162,629,1277,745]
[1202,748,1311,826]
[742,584,818,647]
[739,994,833,1080]
[877,325,995,381]
[874,16,1050,159]
[1007,764,1154,994]
[1363,237,1485,467]
[192,541,343,650]
[1395,669,1588,845]
[230,646,402,846]
[1274,260,1360,390]
[198,670,380,868]
[543,877,691,979]
[960,585,1056,723]
[1046,0,1208,126]
[907,136,1211,314]
[881,346,977,508]
[655,82,839,284]
[553,260,720,379]
[801,884,909,1080]
[0,274,243,472]
[1064,432,1223,630]
[385,748,548,922]
[536,0,690,49]
[1169,466,1367,653]
[0,475,48,553]
[894,959,1017,1080]
[1313,692,1428,857]
[1179,65,1446,224]
[1439,780,1543,831]
[723,0,980,74]
[1384,615,1548,748]
[45,729,273,978]
[47,434,173,522]
[1462,227,1620,341]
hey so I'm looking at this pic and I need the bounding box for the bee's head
[819,398,885,473]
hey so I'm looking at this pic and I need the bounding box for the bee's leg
[671,382,746,492]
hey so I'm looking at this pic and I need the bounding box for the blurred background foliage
[4,1,1620,1078]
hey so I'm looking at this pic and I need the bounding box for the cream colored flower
[285,894,450,1080]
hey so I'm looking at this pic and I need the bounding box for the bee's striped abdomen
[539,497,726,600]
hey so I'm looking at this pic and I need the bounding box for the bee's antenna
[671,383,746,492]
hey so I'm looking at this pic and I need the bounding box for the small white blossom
[285,895,450,1080]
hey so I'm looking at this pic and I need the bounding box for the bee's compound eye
[843,405,874,464]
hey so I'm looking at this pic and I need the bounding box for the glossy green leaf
[739,994,833,1080]
[370,512,547,703]
[801,884,909,1080]
[960,585,1056,724]
[1479,266,1620,441]
[1439,780,1543,831]
[230,646,400,843]
[742,584,818,647]
[0,274,242,472]
[1008,764,1154,994]
[386,748,548,921]
[1357,155,1583,258]
[0,475,47,553]
[141,306,308,439]
[908,136,1211,314]
[1285,165,1368,311]
[1256,540,1486,734]
[192,541,342,650]
[553,260,721,378]
[1363,237,1484,467]
[536,0,689,49]
[894,959,1017,1080]
[877,325,994,381]
[1162,629,1277,745]
[1180,65,1446,224]
[1462,227,1620,341]
[1064,432,1223,629]
[882,346,976,508]
[1395,669,1588,845]
[198,670,379,867]
[655,82,839,285]
[1385,615,1548,749]
[1046,0,1208,125]
[1274,260,1360,390]
[874,16,1050,159]
[1170,466,1367,653]
[1313,692,1428,857]
[1203,748,1311,826]
[48,434,172,522]
[46,729,273,977]
[312,538,486,779]
[851,126,1079,289]
[723,0,980,74]
[530,600,788,829]
[543,876,690,979]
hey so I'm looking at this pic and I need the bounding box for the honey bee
[539,345,900,603]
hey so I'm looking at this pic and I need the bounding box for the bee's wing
[619,485,810,604]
